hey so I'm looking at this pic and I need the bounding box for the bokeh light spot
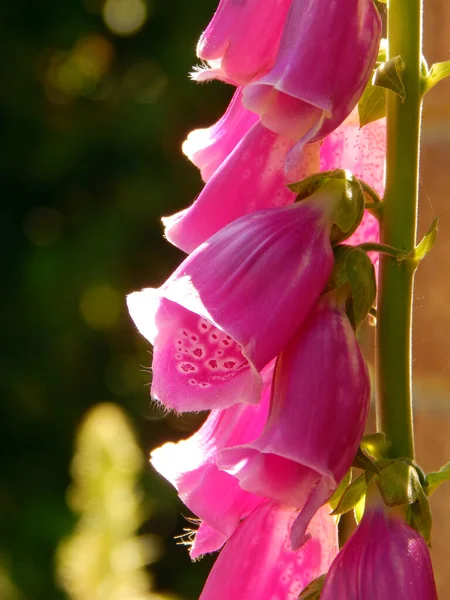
[103,0,148,37]
[80,284,120,330]
[23,206,63,247]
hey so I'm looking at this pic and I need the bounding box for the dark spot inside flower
[223,361,236,369]
[193,348,203,357]
[208,359,218,369]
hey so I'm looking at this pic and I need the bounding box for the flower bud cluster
[128,1,436,598]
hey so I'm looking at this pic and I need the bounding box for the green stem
[375,0,423,459]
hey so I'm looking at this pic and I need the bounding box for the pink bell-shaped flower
[182,88,259,183]
[128,186,340,412]
[166,119,319,253]
[218,292,370,549]
[194,0,293,85]
[199,500,338,600]
[242,0,381,145]
[320,507,438,599]
[150,363,274,556]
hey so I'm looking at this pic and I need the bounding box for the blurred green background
[1,1,231,598]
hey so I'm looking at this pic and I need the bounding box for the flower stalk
[375,0,424,459]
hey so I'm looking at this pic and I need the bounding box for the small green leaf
[345,249,377,329]
[329,469,353,512]
[331,474,368,516]
[376,460,418,507]
[298,575,326,600]
[354,494,366,525]
[352,447,380,474]
[425,461,450,497]
[373,55,406,101]
[408,469,433,546]
[423,61,450,94]
[412,217,439,262]
[358,81,386,127]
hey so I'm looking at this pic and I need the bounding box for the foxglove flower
[150,362,274,556]
[166,119,319,253]
[219,293,370,548]
[195,0,293,85]
[242,0,381,145]
[128,186,340,412]
[182,88,259,183]
[320,507,438,599]
[199,501,338,600]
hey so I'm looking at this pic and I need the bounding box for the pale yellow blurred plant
[56,403,177,600]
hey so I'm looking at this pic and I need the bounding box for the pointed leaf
[425,461,450,497]
[373,55,406,101]
[424,61,450,94]
[298,575,326,600]
[412,217,439,262]
[331,474,367,516]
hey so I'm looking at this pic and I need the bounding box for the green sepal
[289,170,365,244]
[425,461,450,497]
[329,174,365,244]
[326,246,376,329]
[352,447,380,474]
[360,432,389,461]
[298,574,326,600]
[373,55,406,101]
[329,469,352,512]
[407,469,433,546]
[331,472,374,517]
[422,60,450,95]
[376,459,420,507]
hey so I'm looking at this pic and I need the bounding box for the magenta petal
[321,508,438,599]
[150,364,273,541]
[182,88,258,183]
[199,501,338,600]
[165,122,320,254]
[189,522,227,559]
[196,0,292,85]
[219,297,370,538]
[243,0,381,142]
[129,197,336,411]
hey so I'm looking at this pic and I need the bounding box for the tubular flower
[150,363,274,556]
[199,501,338,600]
[320,507,438,599]
[127,187,339,412]
[194,0,293,85]
[182,87,259,183]
[242,0,381,144]
[166,119,320,253]
[218,293,370,549]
